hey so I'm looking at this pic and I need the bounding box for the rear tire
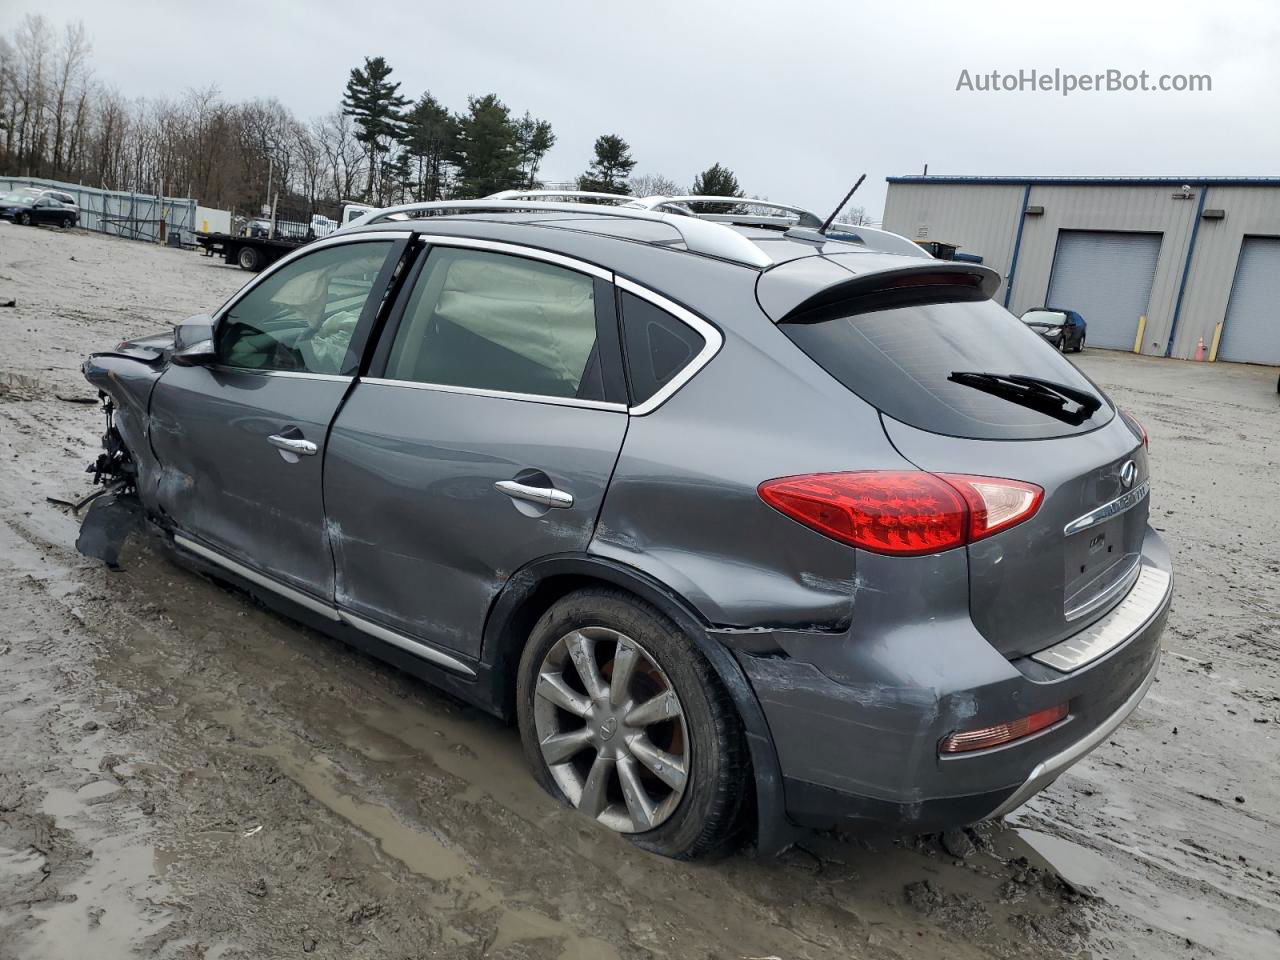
[1075,335,1085,353]
[237,246,261,271]
[516,587,748,859]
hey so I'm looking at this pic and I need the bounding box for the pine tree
[514,111,555,190]
[690,163,744,213]
[403,92,457,201]
[578,134,635,194]
[449,94,521,197]
[341,56,409,201]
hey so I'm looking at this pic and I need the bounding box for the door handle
[268,434,318,456]
[494,479,574,509]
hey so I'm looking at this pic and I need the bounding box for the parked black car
[1020,307,1086,352]
[0,191,78,228]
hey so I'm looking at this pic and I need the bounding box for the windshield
[1022,309,1067,327]
[1,192,32,204]
[779,298,1113,440]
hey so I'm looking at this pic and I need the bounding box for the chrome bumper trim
[990,650,1160,819]
[1034,565,1172,673]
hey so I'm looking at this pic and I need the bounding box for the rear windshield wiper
[948,371,1103,425]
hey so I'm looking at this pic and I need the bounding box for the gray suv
[81,193,1171,859]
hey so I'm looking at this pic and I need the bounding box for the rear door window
[383,247,604,401]
[779,298,1113,440]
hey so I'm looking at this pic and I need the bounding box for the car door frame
[323,234,631,666]
[362,235,629,406]
[161,230,415,607]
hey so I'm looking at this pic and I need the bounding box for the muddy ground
[0,222,1276,960]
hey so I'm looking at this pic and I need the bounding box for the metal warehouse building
[882,176,1280,365]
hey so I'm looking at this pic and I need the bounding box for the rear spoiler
[759,260,1002,324]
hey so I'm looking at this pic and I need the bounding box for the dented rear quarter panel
[590,280,913,630]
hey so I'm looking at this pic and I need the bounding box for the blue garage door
[1046,231,1162,351]
[1218,237,1280,366]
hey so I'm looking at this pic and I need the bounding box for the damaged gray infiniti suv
[81,192,1171,859]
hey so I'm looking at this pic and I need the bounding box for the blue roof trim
[887,175,1280,186]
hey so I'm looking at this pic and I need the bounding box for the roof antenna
[819,174,867,234]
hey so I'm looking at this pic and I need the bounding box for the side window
[217,241,393,375]
[384,247,601,400]
[619,291,707,405]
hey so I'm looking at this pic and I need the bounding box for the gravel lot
[1,223,1277,960]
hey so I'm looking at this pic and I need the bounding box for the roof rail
[633,195,824,228]
[486,189,640,204]
[348,199,772,268]
[821,223,930,259]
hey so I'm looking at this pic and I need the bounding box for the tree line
[0,15,778,219]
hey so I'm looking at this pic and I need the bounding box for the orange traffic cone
[1194,337,1206,361]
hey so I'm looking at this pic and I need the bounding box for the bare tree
[49,19,90,177]
[629,172,683,198]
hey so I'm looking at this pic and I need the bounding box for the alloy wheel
[532,626,689,833]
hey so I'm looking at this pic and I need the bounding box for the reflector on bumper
[939,702,1068,753]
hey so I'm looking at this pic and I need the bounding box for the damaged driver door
[148,236,404,604]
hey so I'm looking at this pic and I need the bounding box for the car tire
[59,216,72,229]
[1075,335,1085,353]
[516,587,748,860]
[237,246,261,271]
[18,212,31,226]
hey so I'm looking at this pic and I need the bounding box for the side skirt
[168,534,507,714]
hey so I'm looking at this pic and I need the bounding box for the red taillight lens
[1122,409,1149,449]
[940,702,1068,753]
[757,471,1043,557]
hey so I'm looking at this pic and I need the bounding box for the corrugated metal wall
[883,179,1280,363]
[882,183,1025,302]
[0,176,198,243]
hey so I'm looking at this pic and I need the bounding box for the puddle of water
[241,734,621,960]
[1015,825,1278,957]
[23,835,171,959]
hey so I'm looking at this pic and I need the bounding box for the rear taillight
[1122,409,1149,449]
[939,702,1068,753]
[757,471,1043,557]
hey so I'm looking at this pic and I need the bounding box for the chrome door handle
[268,434,318,456]
[494,479,574,509]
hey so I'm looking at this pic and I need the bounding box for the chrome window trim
[361,377,627,412]
[1032,564,1172,673]
[337,610,477,677]
[1064,478,1151,536]
[212,230,412,322]
[615,276,725,416]
[412,234,613,281]
[208,366,353,382]
[175,535,340,622]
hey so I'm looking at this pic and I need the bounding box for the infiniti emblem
[599,717,618,741]
[1120,460,1137,489]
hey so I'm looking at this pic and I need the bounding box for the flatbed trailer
[195,232,307,271]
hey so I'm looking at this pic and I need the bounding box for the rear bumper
[729,525,1172,832]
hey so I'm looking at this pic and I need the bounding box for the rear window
[779,298,1113,440]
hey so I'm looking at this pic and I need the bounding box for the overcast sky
[13,0,1280,217]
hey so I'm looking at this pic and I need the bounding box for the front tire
[18,212,31,226]
[516,587,748,859]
